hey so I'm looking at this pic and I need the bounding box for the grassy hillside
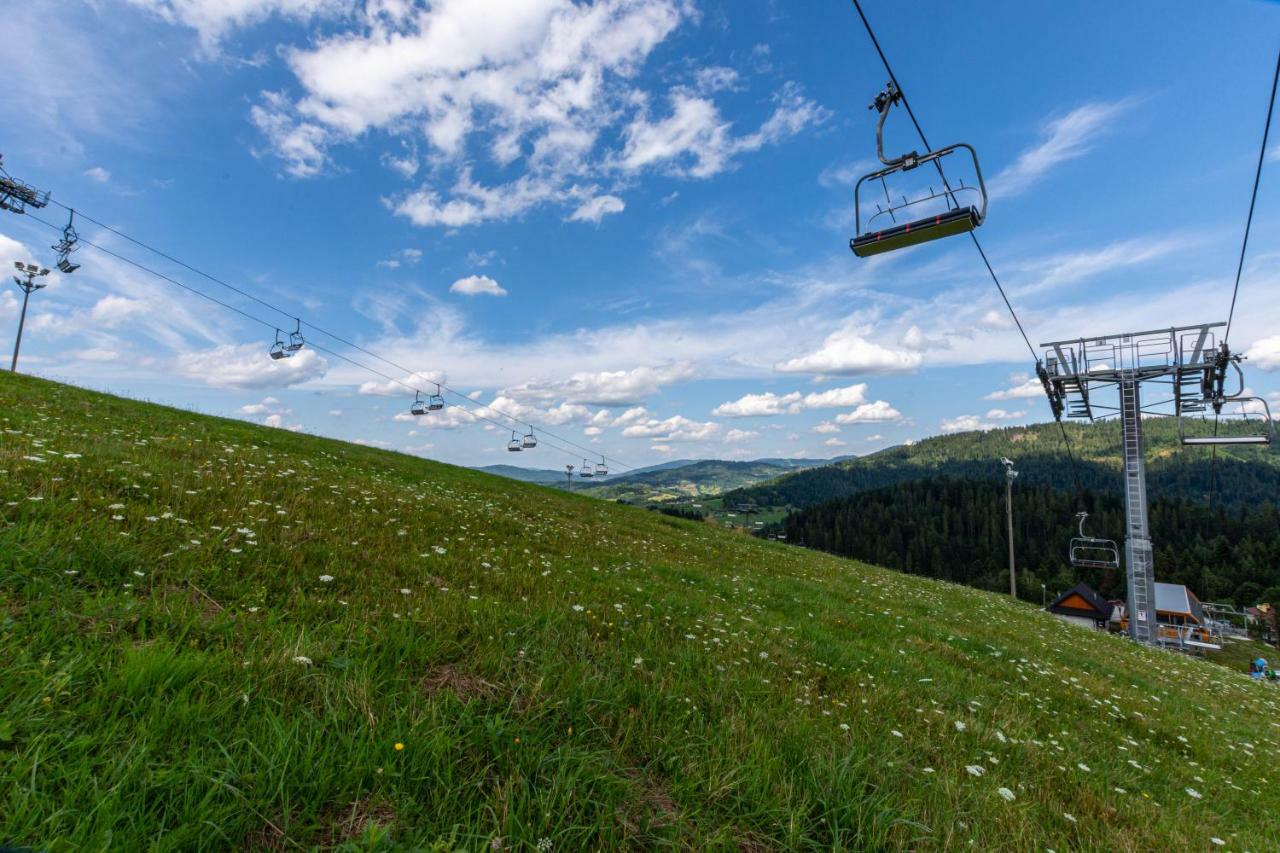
[728,420,1280,513]
[574,459,819,503]
[3,372,1280,850]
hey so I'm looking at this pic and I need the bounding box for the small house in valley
[1046,583,1114,631]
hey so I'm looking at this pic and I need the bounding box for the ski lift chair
[1068,512,1120,570]
[285,319,305,353]
[522,429,537,449]
[507,431,523,452]
[579,459,594,478]
[410,392,428,416]
[850,82,987,258]
[428,384,445,412]
[595,458,608,477]
[52,210,80,274]
[269,329,290,360]
[1177,352,1275,446]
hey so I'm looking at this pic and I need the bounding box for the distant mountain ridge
[476,456,848,501]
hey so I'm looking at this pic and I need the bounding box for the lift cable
[1225,46,1280,346]
[23,211,620,471]
[1208,46,1279,513]
[848,0,1036,361]
[848,0,1090,489]
[35,201,637,472]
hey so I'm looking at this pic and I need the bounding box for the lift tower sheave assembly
[1037,323,1228,645]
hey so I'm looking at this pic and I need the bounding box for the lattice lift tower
[1037,323,1273,645]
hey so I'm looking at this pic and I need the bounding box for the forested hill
[782,478,1280,608]
[727,419,1280,512]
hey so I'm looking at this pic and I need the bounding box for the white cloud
[1012,237,1185,296]
[812,421,840,434]
[90,295,146,327]
[177,343,328,390]
[900,325,950,352]
[1248,335,1280,371]
[622,414,719,442]
[985,408,1027,420]
[992,99,1135,198]
[84,166,111,183]
[775,330,922,376]
[568,194,625,224]
[504,363,692,406]
[712,391,803,418]
[620,82,827,178]
[128,0,343,48]
[985,373,1043,400]
[940,414,995,434]
[834,401,902,424]
[358,370,445,397]
[724,428,759,443]
[802,383,869,408]
[450,275,507,297]
[823,437,846,447]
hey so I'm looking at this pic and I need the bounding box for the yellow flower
[394,742,404,751]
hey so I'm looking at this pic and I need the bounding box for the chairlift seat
[269,343,288,360]
[56,259,80,274]
[522,435,537,449]
[1181,434,1271,446]
[507,441,523,452]
[428,399,444,412]
[410,400,427,416]
[851,205,980,258]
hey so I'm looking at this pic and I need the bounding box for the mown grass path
[2,372,1278,850]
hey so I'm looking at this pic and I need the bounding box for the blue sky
[3,0,1280,472]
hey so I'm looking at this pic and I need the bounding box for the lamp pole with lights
[10,261,50,372]
[1001,457,1018,598]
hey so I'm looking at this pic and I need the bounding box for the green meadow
[2,371,1278,851]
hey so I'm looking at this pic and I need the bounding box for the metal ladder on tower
[1119,373,1155,644]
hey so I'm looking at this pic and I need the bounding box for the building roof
[1154,582,1203,621]
[1048,583,1112,620]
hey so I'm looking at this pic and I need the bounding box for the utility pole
[1001,457,1018,597]
[10,262,50,372]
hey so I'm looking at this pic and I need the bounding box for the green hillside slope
[727,420,1280,512]
[575,459,816,502]
[3,373,1279,850]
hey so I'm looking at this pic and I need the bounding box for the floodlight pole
[1001,457,1018,597]
[565,465,574,492]
[10,264,50,373]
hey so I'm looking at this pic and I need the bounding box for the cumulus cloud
[775,330,922,376]
[985,408,1027,420]
[812,421,840,434]
[84,166,111,183]
[567,194,625,224]
[834,401,902,424]
[985,373,1044,400]
[622,414,719,442]
[940,414,996,434]
[358,370,446,397]
[724,428,759,443]
[712,392,802,418]
[504,363,692,407]
[620,81,828,179]
[713,383,874,417]
[1248,335,1280,371]
[450,275,507,297]
[177,343,327,390]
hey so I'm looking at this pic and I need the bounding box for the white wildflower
[1185,788,1202,800]
[965,765,985,777]
[292,656,313,665]
[997,787,1015,802]
[319,575,334,583]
